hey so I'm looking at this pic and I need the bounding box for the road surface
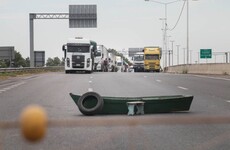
[0,72,230,150]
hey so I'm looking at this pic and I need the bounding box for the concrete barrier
[166,63,230,75]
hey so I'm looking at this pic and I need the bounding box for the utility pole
[176,45,180,65]
[225,52,228,63]
[183,48,186,64]
[186,0,189,64]
[170,41,174,66]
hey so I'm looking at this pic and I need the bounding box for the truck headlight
[67,58,70,67]
[87,58,90,67]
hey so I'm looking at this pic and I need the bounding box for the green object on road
[70,92,193,116]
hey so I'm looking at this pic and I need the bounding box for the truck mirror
[62,45,66,51]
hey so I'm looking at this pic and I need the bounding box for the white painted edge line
[156,80,162,82]
[0,82,25,93]
[88,88,93,92]
[193,75,230,81]
[177,86,188,90]
[226,100,230,103]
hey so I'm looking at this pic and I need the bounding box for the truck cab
[143,47,162,72]
[133,52,144,72]
[62,37,97,73]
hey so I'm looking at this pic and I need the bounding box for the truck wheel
[77,92,104,115]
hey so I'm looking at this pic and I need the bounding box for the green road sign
[200,49,212,59]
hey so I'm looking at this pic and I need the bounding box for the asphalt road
[0,72,230,150]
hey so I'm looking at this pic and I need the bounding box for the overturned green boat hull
[70,92,193,115]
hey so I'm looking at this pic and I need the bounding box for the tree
[53,57,61,66]
[14,51,27,67]
[46,57,62,66]
[0,59,8,68]
[25,57,30,67]
[46,58,55,66]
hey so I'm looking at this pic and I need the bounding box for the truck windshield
[134,55,144,61]
[96,50,102,56]
[145,54,159,60]
[67,46,90,53]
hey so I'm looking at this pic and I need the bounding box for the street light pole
[187,0,189,64]
[176,45,180,65]
[170,40,174,66]
[186,0,199,64]
[145,0,181,67]
[183,48,186,64]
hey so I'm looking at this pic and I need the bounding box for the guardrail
[165,63,230,75]
[0,66,64,73]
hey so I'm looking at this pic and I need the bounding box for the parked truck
[133,52,144,72]
[143,47,162,72]
[62,37,97,73]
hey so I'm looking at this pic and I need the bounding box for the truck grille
[72,55,85,68]
[149,63,156,69]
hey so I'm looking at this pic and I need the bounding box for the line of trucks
[132,47,162,72]
[62,37,123,74]
[62,37,162,73]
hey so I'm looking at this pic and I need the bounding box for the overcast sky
[0,0,229,64]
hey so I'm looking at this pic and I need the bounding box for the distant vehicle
[116,56,123,72]
[62,37,97,73]
[143,47,162,72]
[133,52,144,72]
[94,45,108,72]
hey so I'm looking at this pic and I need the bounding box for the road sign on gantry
[200,49,212,59]
[0,47,15,60]
[69,5,97,28]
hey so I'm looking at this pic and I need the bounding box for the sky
[0,0,230,65]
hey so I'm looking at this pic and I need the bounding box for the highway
[0,72,230,150]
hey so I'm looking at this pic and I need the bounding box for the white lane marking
[0,82,25,94]
[226,100,230,103]
[88,88,93,92]
[89,81,92,83]
[3,87,11,90]
[177,86,188,90]
[90,76,93,79]
[193,75,230,81]
[156,80,162,83]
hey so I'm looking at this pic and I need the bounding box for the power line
[169,0,186,31]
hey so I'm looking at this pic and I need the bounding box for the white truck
[116,56,123,72]
[133,52,144,72]
[62,37,97,73]
[94,45,108,71]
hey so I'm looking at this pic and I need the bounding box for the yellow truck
[143,47,162,72]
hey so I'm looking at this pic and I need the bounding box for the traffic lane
[2,116,230,150]
[153,73,230,101]
[1,72,230,150]
[0,72,94,120]
[90,72,189,97]
[145,73,230,115]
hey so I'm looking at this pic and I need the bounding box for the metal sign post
[29,5,97,67]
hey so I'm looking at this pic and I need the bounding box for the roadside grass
[0,68,63,80]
